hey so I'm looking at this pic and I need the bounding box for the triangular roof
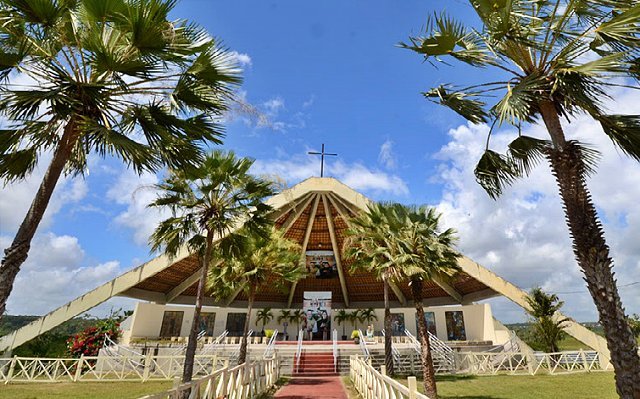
[0,177,610,361]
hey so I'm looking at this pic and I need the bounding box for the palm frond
[424,85,490,124]
[474,150,522,199]
[492,74,546,125]
[508,135,551,175]
[598,114,640,161]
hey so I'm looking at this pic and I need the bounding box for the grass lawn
[393,372,617,399]
[0,381,173,399]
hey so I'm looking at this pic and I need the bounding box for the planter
[342,335,347,341]
[353,338,360,344]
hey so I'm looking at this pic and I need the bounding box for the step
[293,372,339,377]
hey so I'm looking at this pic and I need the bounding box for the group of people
[302,309,330,340]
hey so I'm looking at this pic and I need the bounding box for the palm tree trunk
[0,121,80,318]
[540,102,640,398]
[411,278,438,399]
[182,231,214,387]
[383,277,394,376]
[239,287,255,365]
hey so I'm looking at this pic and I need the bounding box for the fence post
[410,352,415,375]
[408,376,418,399]
[380,365,386,376]
[580,350,589,371]
[6,356,17,382]
[74,355,84,382]
[142,352,153,382]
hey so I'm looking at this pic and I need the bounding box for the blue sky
[1,0,639,323]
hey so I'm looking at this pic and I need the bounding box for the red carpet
[274,376,349,399]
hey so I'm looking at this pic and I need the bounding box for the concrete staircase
[294,351,337,377]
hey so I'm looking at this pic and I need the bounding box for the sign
[306,250,338,279]
[302,291,332,340]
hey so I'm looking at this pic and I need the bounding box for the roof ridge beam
[287,193,321,307]
[323,193,350,308]
[432,276,464,304]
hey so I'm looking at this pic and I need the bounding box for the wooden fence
[0,354,227,383]
[139,358,279,399]
[350,355,429,399]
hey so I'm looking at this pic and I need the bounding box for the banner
[302,291,332,340]
[306,250,338,279]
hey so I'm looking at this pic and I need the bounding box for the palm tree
[208,228,305,364]
[0,0,241,317]
[348,310,362,332]
[148,151,273,386]
[256,308,274,336]
[525,287,568,353]
[401,2,640,395]
[392,205,460,398]
[359,308,378,328]
[290,309,305,339]
[334,309,350,340]
[277,309,292,339]
[345,203,405,376]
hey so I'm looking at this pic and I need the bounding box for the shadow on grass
[436,374,478,382]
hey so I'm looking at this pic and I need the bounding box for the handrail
[230,329,254,361]
[332,329,338,373]
[357,329,370,360]
[350,355,429,399]
[263,329,278,359]
[295,329,303,373]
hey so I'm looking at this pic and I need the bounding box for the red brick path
[273,376,349,399]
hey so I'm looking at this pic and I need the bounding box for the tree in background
[525,287,568,353]
[334,309,350,340]
[345,203,405,376]
[402,1,640,394]
[391,205,460,398]
[290,310,305,340]
[277,309,291,338]
[628,314,640,339]
[0,0,241,318]
[149,151,272,388]
[208,228,305,364]
[256,308,274,336]
[359,308,378,328]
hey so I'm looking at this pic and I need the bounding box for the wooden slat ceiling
[130,190,498,307]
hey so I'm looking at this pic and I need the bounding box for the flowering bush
[67,317,121,358]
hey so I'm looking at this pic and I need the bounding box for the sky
[1,0,639,324]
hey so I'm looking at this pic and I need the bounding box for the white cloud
[378,139,397,169]
[0,154,88,234]
[1,233,124,315]
[302,95,316,108]
[228,51,252,69]
[433,88,640,323]
[252,156,409,197]
[106,169,168,246]
[263,97,285,113]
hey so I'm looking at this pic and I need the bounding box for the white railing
[404,329,455,373]
[456,349,609,375]
[332,329,338,373]
[229,330,253,361]
[0,354,228,383]
[358,329,370,360]
[350,355,429,399]
[201,330,229,357]
[262,329,278,359]
[139,357,279,399]
[295,330,303,373]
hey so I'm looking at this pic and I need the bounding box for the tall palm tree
[0,0,241,317]
[525,287,568,353]
[392,205,460,399]
[290,309,305,339]
[401,2,640,395]
[277,309,292,338]
[359,308,378,327]
[148,150,273,386]
[345,203,405,376]
[255,308,274,336]
[334,309,350,340]
[208,228,305,364]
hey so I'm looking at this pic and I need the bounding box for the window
[198,312,216,336]
[445,311,466,341]
[160,311,184,337]
[225,313,247,336]
[415,312,437,336]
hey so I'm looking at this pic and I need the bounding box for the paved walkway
[273,376,349,399]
